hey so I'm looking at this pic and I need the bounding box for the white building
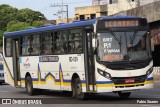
[92,0,159,16]
[140,0,160,6]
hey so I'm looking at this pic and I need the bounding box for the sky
[0,0,92,20]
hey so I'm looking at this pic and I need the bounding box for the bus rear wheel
[25,76,35,96]
[73,78,86,99]
[118,92,131,98]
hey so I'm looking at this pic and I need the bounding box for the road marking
[141,105,160,107]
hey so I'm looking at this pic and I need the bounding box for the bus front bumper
[95,79,154,93]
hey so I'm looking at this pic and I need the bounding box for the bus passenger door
[84,30,95,92]
[12,39,21,87]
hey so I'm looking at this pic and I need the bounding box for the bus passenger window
[55,32,61,42]
[6,38,12,57]
[30,34,40,55]
[21,36,30,56]
[54,31,67,54]
[76,42,82,53]
[68,42,75,52]
[42,32,53,55]
[54,43,65,54]
[68,29,83,53]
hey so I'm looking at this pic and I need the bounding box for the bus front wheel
[118,92,131,98]
[25,76,35,96]
[73,78,86,99]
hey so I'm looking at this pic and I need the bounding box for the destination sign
[39,56,59,62]
[105,20,139,28]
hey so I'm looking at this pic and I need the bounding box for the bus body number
[69,57,78,62]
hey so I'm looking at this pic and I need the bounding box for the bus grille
[115,84,144,88]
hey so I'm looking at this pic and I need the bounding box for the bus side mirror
[151,38,154,51]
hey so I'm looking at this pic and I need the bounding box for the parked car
[0,64,4,85]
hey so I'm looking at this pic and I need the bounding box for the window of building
[5,38,12,57]
[80,15,85,20]
[42,32,53,55]
[129,0,135,2]
[109,0,117,4]
[90,14,96,19]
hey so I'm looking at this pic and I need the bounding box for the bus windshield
[97,31,151,62]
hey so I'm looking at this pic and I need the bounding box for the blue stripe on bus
[146,77,153,81]
[81,80,86,83]
[63,80,71,82]
[96,81,113,84]
[41,72,60,82]
[21,78,38,81]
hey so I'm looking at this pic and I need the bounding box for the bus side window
[54,31,67,54]
[21,36,30,56]
[30,34,41,55]
[42,32,53,55]
[6,38,13,57]
[68,29,83,53]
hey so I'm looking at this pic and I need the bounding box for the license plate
[125,78,135,83]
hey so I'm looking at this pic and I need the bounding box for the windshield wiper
[106,28,121,45]
[130,31,138,44]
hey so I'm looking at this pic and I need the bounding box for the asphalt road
[0,82,160,107]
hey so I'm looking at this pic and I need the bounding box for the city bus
[0,15,153,99]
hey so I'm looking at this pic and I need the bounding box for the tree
[7,22,31,32]
[32,20,45,27]
[17,8,46,25]
[0,4,18,31]
[0,4,47,44]
[0,30,4,44]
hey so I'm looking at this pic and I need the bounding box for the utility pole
[136,0,140,16]
[51,4,69,23]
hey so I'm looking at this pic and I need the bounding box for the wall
[75,5,107,20]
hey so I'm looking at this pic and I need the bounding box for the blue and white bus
[1,15,153,99]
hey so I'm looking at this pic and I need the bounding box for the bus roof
[4,15,141,37]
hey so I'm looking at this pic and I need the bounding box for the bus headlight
[97,69,111,79]
[146,67,153,77]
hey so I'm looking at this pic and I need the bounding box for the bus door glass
[84,30,95,91]
[12,38,21,87]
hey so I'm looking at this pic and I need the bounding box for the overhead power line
[50,4,69,23]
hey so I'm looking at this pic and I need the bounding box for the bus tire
[73,78,86,100]
[118,92,131,98]
[25,76,35,96]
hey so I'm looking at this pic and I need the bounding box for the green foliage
[32,20,45,27]
[0,30,4,44]
[0,4,18,31]
[7,22,31,32]
[17,8,46,25]
[0,4,47,44]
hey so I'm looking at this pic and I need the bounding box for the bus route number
[69,57,78,62]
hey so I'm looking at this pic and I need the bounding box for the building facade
[75,0,138,20]
[75,5,107,20]
[140,0,160,6]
